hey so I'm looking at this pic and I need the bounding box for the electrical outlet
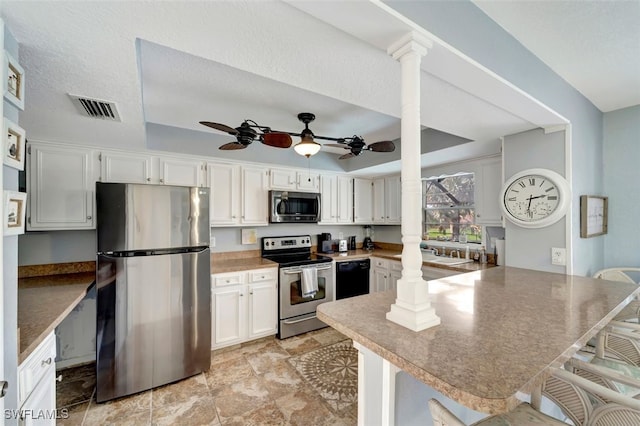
[551,247,566,265]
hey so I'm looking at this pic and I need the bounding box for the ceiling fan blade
[367,140,395,152]
[219,142,247,150]
[262,133,292,148]
[339,152,355,160]
[325,144,348,149]
[200,121,239,135]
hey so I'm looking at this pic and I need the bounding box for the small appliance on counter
[338,239,348,252]
[363,226,374,251]
[317,233,333,253]
[348,236,356,250]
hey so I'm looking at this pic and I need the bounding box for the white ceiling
[473,0,640,113]
[1,1,580,173]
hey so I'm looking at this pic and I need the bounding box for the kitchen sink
[392,253,474,266]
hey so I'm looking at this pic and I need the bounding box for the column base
[386,302,441,332]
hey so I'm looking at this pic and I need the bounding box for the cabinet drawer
[390,260,402,271]
[18,331,56,406]
[212,272,245,287]
[372,258,388,269]
[248,268,277,283]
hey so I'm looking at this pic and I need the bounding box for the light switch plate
[551,247,566,265]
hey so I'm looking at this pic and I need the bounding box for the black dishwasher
[336,259,370,300]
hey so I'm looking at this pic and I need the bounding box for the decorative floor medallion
[288,340,358,412]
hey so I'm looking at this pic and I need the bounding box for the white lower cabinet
[372,256,460,292]
[18,332,56,426]
[371,257,400,292]
[211,268,277,349]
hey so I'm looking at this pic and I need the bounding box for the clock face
[500,168,571,229]
[503,174,560,222]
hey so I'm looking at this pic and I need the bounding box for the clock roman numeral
[518,182,526,188]
[539,180,546,187]
[511,189,519,193]
[545,187,554,192]
[508,197,516,201]
[529,178,535,186]
[548,196,558,200]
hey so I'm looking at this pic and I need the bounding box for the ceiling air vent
[68,94,122,122]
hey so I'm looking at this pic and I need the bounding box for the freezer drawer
[96,183,209,252]
[96,248,211,402]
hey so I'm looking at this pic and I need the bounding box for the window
[422,172,481,243]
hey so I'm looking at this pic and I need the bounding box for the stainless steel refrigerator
[95,182,210,402]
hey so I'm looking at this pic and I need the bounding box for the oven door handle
[283,265,332,275]
[283,315,317,325]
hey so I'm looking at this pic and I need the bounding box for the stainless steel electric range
[261,235,335,339]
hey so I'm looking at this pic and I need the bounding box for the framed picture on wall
[3,50,25,110]
[3,117,26,170]
[4,190,27,236]
[580,195,608,238]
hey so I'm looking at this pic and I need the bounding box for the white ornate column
[386,32,440,331]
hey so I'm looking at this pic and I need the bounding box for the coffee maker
[363,226,374,251]
[317,233,332,253]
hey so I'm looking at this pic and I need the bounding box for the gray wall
[386,0,604,276]
[3,25,20,424]
[603,105,640,268]
[18,230,96,265]
[503,129,566,273]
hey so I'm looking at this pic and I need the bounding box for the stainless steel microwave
[269,190,320,223]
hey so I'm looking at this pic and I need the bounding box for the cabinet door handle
[0,381,7,398]
[146,177,151,182]
[56,375,63,382]
[240,293,244,297]
[41,357,52,367]
[87,216,92,220]
[250,291,254,295]
[160,179,164,183]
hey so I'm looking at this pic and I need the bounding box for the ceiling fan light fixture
[294,134,321,158]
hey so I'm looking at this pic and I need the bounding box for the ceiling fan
[199,112,395,159]
[199,120,292,150]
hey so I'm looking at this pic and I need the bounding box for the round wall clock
[500,168,571,228]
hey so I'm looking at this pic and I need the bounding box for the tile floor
[57,327,357,425]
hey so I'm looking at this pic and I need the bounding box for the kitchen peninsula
[318,266,640,424]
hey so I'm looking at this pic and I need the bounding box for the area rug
[288,340,358,412]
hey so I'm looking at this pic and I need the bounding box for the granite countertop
[18,272,95,364]
[317,266,640,414]
[211,256,278,274]
[322,249,495,273]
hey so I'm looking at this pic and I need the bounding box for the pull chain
[308,157,311,182]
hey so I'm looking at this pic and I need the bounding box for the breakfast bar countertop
[18,272,95,364]
[317,266,640,414]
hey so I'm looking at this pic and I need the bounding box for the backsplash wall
[18,223,394,265]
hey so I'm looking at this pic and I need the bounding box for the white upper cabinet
[373,176,401,224]
[269,168,296,190]
[475,157,502,225]
[295,171,320,192]
[159,157,204,187]
[100,151,152,184]
[100,150,204,187]
[241,166,269,225]
[320,174,338,223]
[206,162,240,226]
[27,142,96,230]
[206,163,267,226]
[320,174,353,224]
[385,175,402,224]
[336,176,353,223]
[373,178,386,224]
[269,168,319,192]
[353,178,373,224]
